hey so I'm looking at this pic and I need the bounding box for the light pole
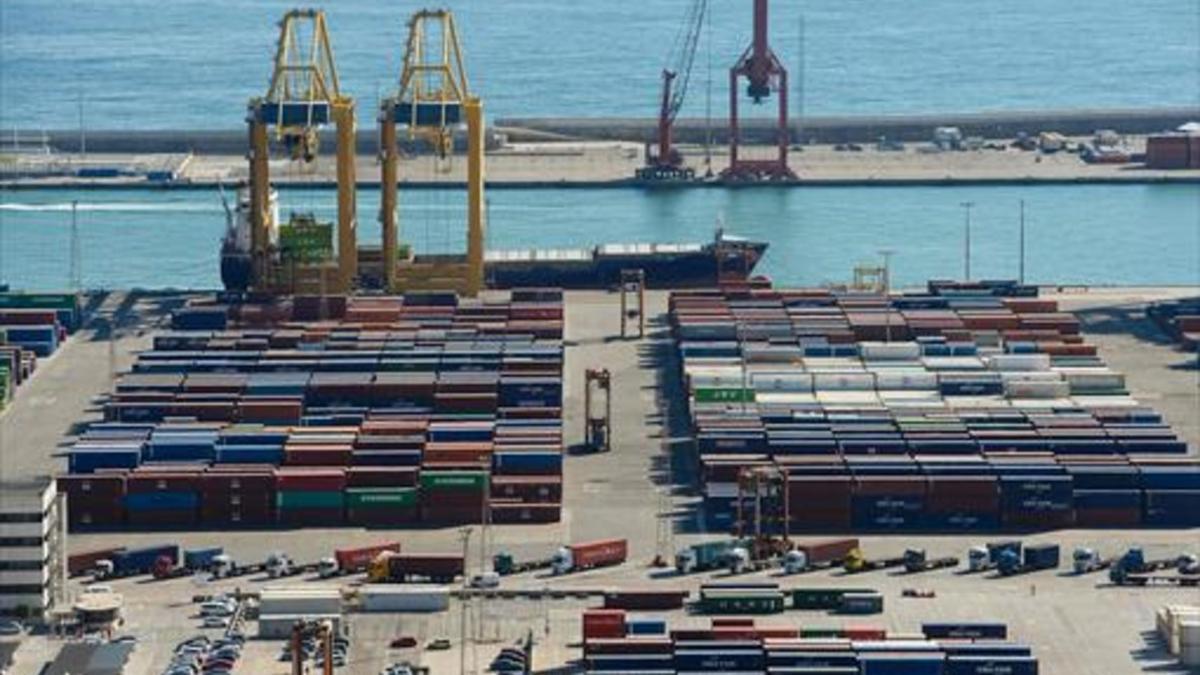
[458,526,473,675]
[959,201,974,280]
[878,249,895,342]
[1018,199,1026,285]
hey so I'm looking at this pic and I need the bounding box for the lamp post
[959,201,974,280]
[879,249,895,342]
[1019,199,1026,285]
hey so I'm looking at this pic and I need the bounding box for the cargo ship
[219,187,766,291]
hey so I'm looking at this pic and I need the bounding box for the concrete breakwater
[11,107,1198,154]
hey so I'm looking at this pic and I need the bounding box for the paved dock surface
[2,287,1197,675]
[6,138,1200,188]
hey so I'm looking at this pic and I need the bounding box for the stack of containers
[275,468,346,527]
[124,468,202,527]
[672,281,1197,533]
[61,289,564,531]
[201,465,276,527]
[58,473,127,527]
[1137,458,1200,526]
[581,615,1039,675]
[345,467,419,526]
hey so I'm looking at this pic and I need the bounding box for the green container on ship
[276,490,344,510]
[345,487,418,509]
[420,471,488,492]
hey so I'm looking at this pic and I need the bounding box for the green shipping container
[345,488,418,509]
[698,591,784,615]
[693,387,755,403]
[0,293,79,311]
[791,588,876,611]
[420,471,488,492]
[277,490,344,510]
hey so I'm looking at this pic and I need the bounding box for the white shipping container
[360,584,449,613]
[813,372,875,391]
[259,613,341,639]
[1072,395,1140,409]
[987,354,1051,372]
[873,370,937,391]
[705,482,738,499]
[750,372,813,393]
[1004,380,1071,399]
[921,356,986,371]
[259,588,342,616]
[859,342,921,361]
[1059,369,1126,393]
[755,392,818,406]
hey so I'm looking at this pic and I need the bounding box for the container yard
[0,2,1198,675]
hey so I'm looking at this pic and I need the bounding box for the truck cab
[726,547,751,574]
[265,552,293,578]
[781,550,808,575]
[675,549,698,575]
[550,547,573,575]
[92,559,115,580]
[1073,547,1101,574]
[317,557,339,579]
[211,554,234,579]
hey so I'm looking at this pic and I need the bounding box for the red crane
[723,0,795,181]
[637,0,707,182]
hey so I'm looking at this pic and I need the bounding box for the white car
[199,601,234,618]
[202,616,230,629]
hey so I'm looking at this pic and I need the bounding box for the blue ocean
[0,0,1197,129]
[0,185,1196,290]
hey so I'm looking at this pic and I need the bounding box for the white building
[0,478,64,622]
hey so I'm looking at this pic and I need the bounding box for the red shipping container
[68,547,125,576]
[853,477,928,497]
[68,504,124,528]
[583,610,627,641]
[59,474,126,499]
[346,467,418,488]
[275,468,346,491]
[711,618,756,628]
[126,473,202,494]
[1075,507,1141,528]
[602,590,689,611]
[489,503,561,524]
[844,625,887,641]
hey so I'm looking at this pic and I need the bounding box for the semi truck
[843,548,908,575]
[997,544,1060,576]
[370,553,465,583]
[319,542,402,578]
[551,539,627,575]
[901,549,959,574]
[1106,548,1199,583]
[492,551,554,576]
[94,544,180,580]
[967,541,1022,572]
[151,547,225,580]
[675,540,740,575]
[780,539,858,575]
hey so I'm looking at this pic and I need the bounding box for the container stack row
[671,281,1198,532]
[0,292,80,409]
[59,290,564,530]
[582,614,1037,675]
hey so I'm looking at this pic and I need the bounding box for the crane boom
[640,0,706,181]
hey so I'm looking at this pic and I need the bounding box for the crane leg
[465,97,485,297]
[335,100,358,291]
[380,110,399,292]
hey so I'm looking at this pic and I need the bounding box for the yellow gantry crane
[380,9,486,296]
[247,8,357,293]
